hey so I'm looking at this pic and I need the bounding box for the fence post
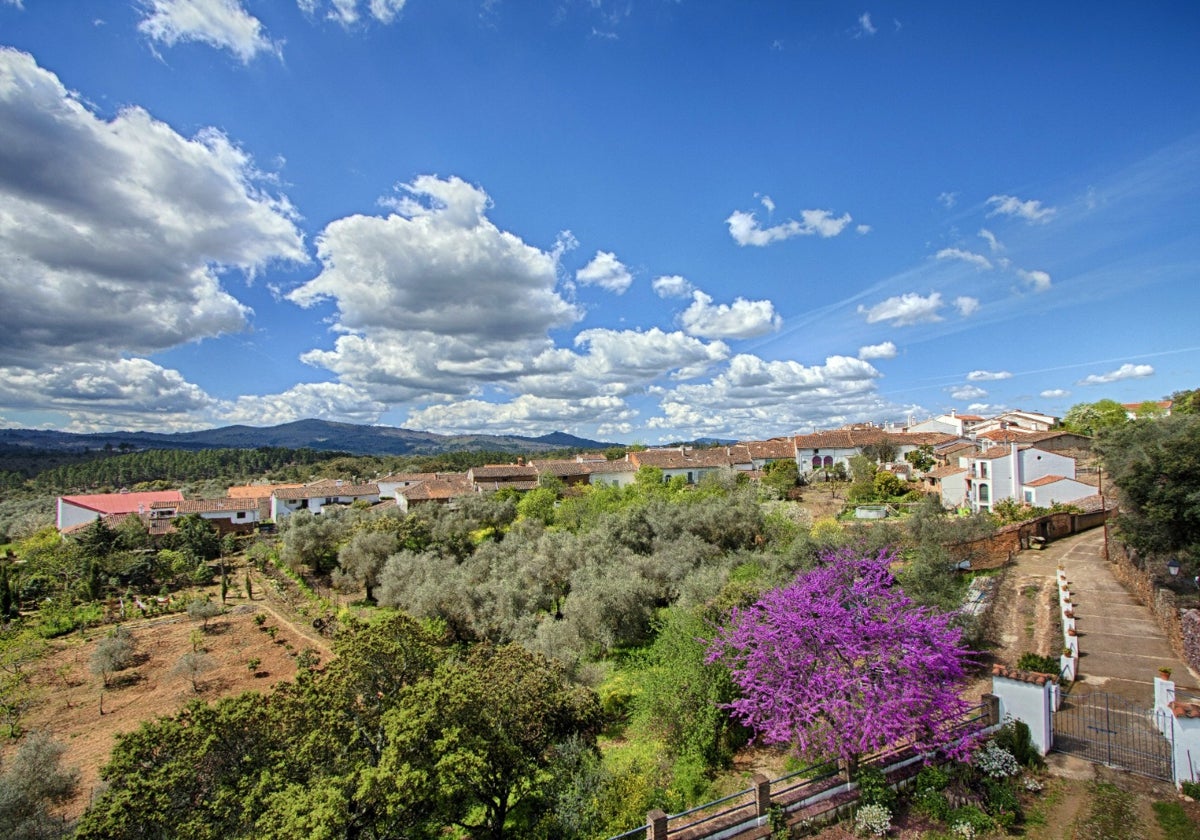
[982,693,1001,727]
[647,809,668,840]
[753,772,771,817]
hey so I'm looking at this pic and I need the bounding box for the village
[55,407,1106,538]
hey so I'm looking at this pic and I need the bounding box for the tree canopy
[708,547,975,766]
[1096,413,1200,565]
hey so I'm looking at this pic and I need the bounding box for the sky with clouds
[1,1,1198,442]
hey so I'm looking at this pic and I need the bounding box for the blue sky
[1,1,1197,443]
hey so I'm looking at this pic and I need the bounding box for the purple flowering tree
[707,546,975,768]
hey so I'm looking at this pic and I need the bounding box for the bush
[854,764,896,811]
[854,803,892,837]
[974,742,1020,779]
[1016,652,1059,674]
[991,718,1043,769]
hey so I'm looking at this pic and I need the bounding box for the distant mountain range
[0,420,617,457]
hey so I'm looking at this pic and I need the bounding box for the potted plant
[1158,667,1173,680]
[1064,610,1074,619]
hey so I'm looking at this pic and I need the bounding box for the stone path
[1044,528,1194,704]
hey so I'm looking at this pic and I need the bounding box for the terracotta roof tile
[1170,700,1200,718]
[273,483,379,500]
[991,664,1058,685]
[59,490,184,515]
[1024,474,1069,488]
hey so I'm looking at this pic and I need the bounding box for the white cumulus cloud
[299,0,407,26]
[858,341,897,361]
[936,248,993,270]
[987,194,1057,223]
[679,291,782,340]
[1040,389,1069,399]
[405,394,634,437]
[649,353,886,440]
[652,274,694,298]
[1078,363,1154,385]
[576,250,633,294]
[1018,268,1052,292]
[288,175,582,403]
[138,0,281,62]
[726,207,853,246]
[967,370,1012,382]
[950,385,988,401]
[955,296,981,317]
[0,48,306,371]
[978,228,1002,252]
[858,292,944,326]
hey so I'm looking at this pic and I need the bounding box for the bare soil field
[6,567,332,819]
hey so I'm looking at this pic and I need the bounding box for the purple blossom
[707,546,976,764]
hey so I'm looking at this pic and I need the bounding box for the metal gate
[1052,690,1174,781]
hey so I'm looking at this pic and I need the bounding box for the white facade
[966,445,1078,512]
[1022,476,1096,508]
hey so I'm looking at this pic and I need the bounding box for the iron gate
[1052,690,1174,781]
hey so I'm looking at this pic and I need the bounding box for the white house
[1021,475,1096,508]
[791,429,956,476]
[270,481,380,519]
[149,497,268,533]
[627,447,746,484]
[56,490,184,532]
[924,465,970,510]
[964,445,1080,513]
[972,409,1059,435]
[905,411,987,437]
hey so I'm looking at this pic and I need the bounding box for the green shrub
[1016,652,1059,674]
[854,764,896,811]
[991,718,1043,769]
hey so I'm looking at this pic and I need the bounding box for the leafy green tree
[861,442,898,464]
[1171,388,1200,415]
[1062,399,1127,436]
[631,608,743,772]
[76,694,279,840]
[89,626,136,688]
[1096,414,1200,565]
[516,486,558,526]
[760,458,800,499]
[872,470,906,500]
[332,529,397,603]
[904,444,936,473]
[383,643,600,840]
[169,514,221,564]
[0,731,79,840]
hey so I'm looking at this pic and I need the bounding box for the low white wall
[992,670,1055,755]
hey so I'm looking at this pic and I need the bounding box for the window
[980,461,989,478]
[812,455,822,469]
[1023,490,1034,504]
[978,484,990,503]
[235,511,246,519]
[823,456,833,468]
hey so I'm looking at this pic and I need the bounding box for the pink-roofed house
[56,490,184,532]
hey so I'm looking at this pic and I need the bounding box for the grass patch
[1152,800,1200,839]
[1072,781,1145,840]
[1023,775,1064,829]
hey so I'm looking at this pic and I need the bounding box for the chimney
[1011,442,1021,501]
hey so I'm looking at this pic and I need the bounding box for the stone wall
[948,510,1106,571]
[1108,540,1192,668]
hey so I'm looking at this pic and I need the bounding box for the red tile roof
[991,664,1058,685]
[60,490,183,515]
[272,483,379,500]
[1024,474,1069,488]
